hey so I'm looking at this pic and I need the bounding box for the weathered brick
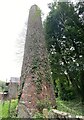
[18,5,56,118]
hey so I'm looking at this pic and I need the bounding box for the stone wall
[8,83,18,99]
[51,109,84,119]
[0,83,18,101]
[48,109,84,120]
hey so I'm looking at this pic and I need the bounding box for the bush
[33,112,44,119]
[36,99,51,113]
[56,78,76,101]
[59,88,75,101]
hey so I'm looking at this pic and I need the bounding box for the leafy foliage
[33,112,44,119]
[45,1,84,101]
[56,78,75,100]
[36,99,51,113]
[0,80,6,92]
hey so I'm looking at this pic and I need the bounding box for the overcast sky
[0,0,77,81]
[0,0,54,81]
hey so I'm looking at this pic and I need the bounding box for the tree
[45,1,84,102]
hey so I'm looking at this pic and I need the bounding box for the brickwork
[18,5,56,118]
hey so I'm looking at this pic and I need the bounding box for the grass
[0,99,18,118]
[0,97,84,118]
[56,97,84,116]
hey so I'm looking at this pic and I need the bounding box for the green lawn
[56,97,84,116]
[0,99,18,118]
